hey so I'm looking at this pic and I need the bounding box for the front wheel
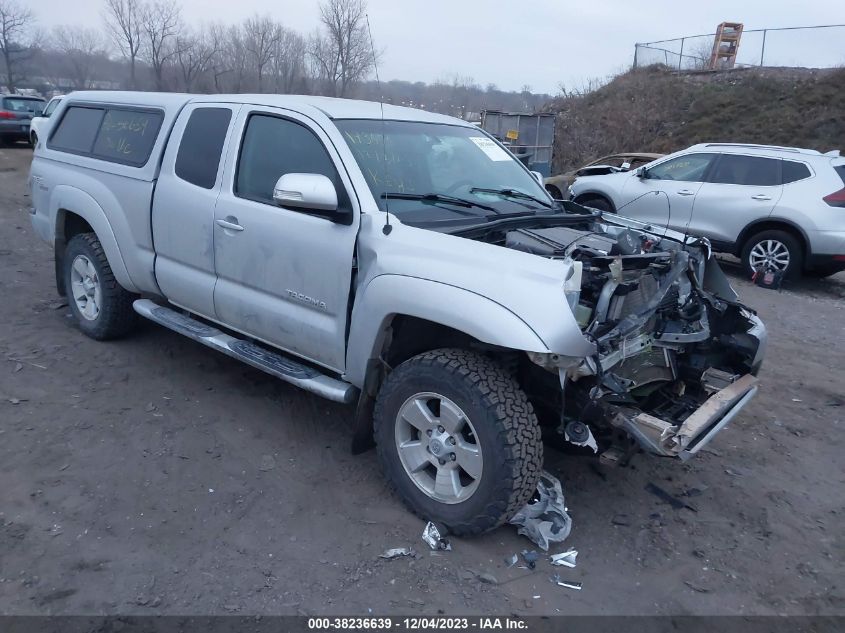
[740,230,803,280]
[374,349,543,536]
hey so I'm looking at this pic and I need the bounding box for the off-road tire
[64,233,138,340]
[374,348,543,536]
[574,195,614,213]
[740,229,803,280]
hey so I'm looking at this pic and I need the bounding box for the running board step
[133,299,357,404]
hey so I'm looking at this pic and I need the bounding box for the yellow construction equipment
[709,22,744,69]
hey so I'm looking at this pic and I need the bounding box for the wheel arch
[51,186,138,295]
[573,191,616,210]
[736,218,810,260]
[345,275,550,453]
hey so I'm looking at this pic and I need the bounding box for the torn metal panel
[509,471,572,551]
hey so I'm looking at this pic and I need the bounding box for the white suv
[570,143,845,278]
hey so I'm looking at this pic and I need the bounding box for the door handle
[677,189,695,196]
[216,217,244,232]
[751,194,772,201]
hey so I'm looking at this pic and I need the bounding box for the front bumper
[613,374,759,461]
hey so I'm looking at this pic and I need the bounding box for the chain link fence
[634,24,845,71]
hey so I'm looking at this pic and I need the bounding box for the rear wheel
[374,349,542,536]
[64,233,138,340]
[740,229,803,279]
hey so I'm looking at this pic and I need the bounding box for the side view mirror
[530,170,544,184]
[273,173,338,212]
[635,166,648,179]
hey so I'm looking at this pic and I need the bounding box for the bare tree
[309,0,374,97]
[0,0,37,92]
[174,26,216,92]
[141,0,180,91]
[271,27,306,94]
[243,15,280,92]
[102,0,144,89]
[52,26,104,89]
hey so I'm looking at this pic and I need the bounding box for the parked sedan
[544,152,663,199]
[0,94,46,146]
[570,143,845,278]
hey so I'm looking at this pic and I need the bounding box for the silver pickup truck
[28,92,766,535]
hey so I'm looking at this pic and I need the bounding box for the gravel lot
[1,146,843,616]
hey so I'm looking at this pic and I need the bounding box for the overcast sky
[32,0,845,93]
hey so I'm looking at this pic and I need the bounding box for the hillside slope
[547,66,845,173]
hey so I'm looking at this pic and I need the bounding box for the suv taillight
[823,189,845,207]
[827,166,845,207]
[0,110,16,119]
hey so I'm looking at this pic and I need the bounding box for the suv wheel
[64,233,138,340]
[741,230,803,279]
[374,349,542,536]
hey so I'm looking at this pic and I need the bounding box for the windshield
[2,97,45,114]
[335,119,552,218]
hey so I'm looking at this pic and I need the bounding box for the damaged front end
[505,209,766,463]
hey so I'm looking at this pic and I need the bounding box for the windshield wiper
[381,192,498,214]
[470,187,552,209]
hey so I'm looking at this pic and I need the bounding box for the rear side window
[48,105,163,167]
[2,97,45,114]
[835,165,845,185]
[92,109,163,166]
[49,106,105,153]
[175,108,232,189]
[235,114,348,208]
[782,160,811,184]
[709,155,780,186]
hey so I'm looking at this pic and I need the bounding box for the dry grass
[547,65,845,173]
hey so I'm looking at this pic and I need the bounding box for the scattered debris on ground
[421,521,451,551]
[379,548,414,560]
[645,482,697,512]
[551,574,582,591]
[509,471,572,550]
[549,549,578,568]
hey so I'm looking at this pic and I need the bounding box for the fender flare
[343,274,550,387]
[572,189,615,209]
[51,185,139,293]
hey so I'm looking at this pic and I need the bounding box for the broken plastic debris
[551,573,582,590]
[504,554,518,568]
[421,521,451,551]
[509,471,572,551]
[549,549,578,568]
[521,550,539,569]
[379,547,414,560]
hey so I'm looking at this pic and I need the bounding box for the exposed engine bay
[457,207,766,463]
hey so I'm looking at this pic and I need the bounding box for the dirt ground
[1,146,843,616]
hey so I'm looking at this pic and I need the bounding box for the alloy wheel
[394,392,483,504]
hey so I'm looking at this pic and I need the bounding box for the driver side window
[647,153,716,182]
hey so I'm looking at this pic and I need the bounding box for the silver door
[618,153,718,232]
[690,154,783,243]
[212,107,359,372]
[152,103,240,317]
